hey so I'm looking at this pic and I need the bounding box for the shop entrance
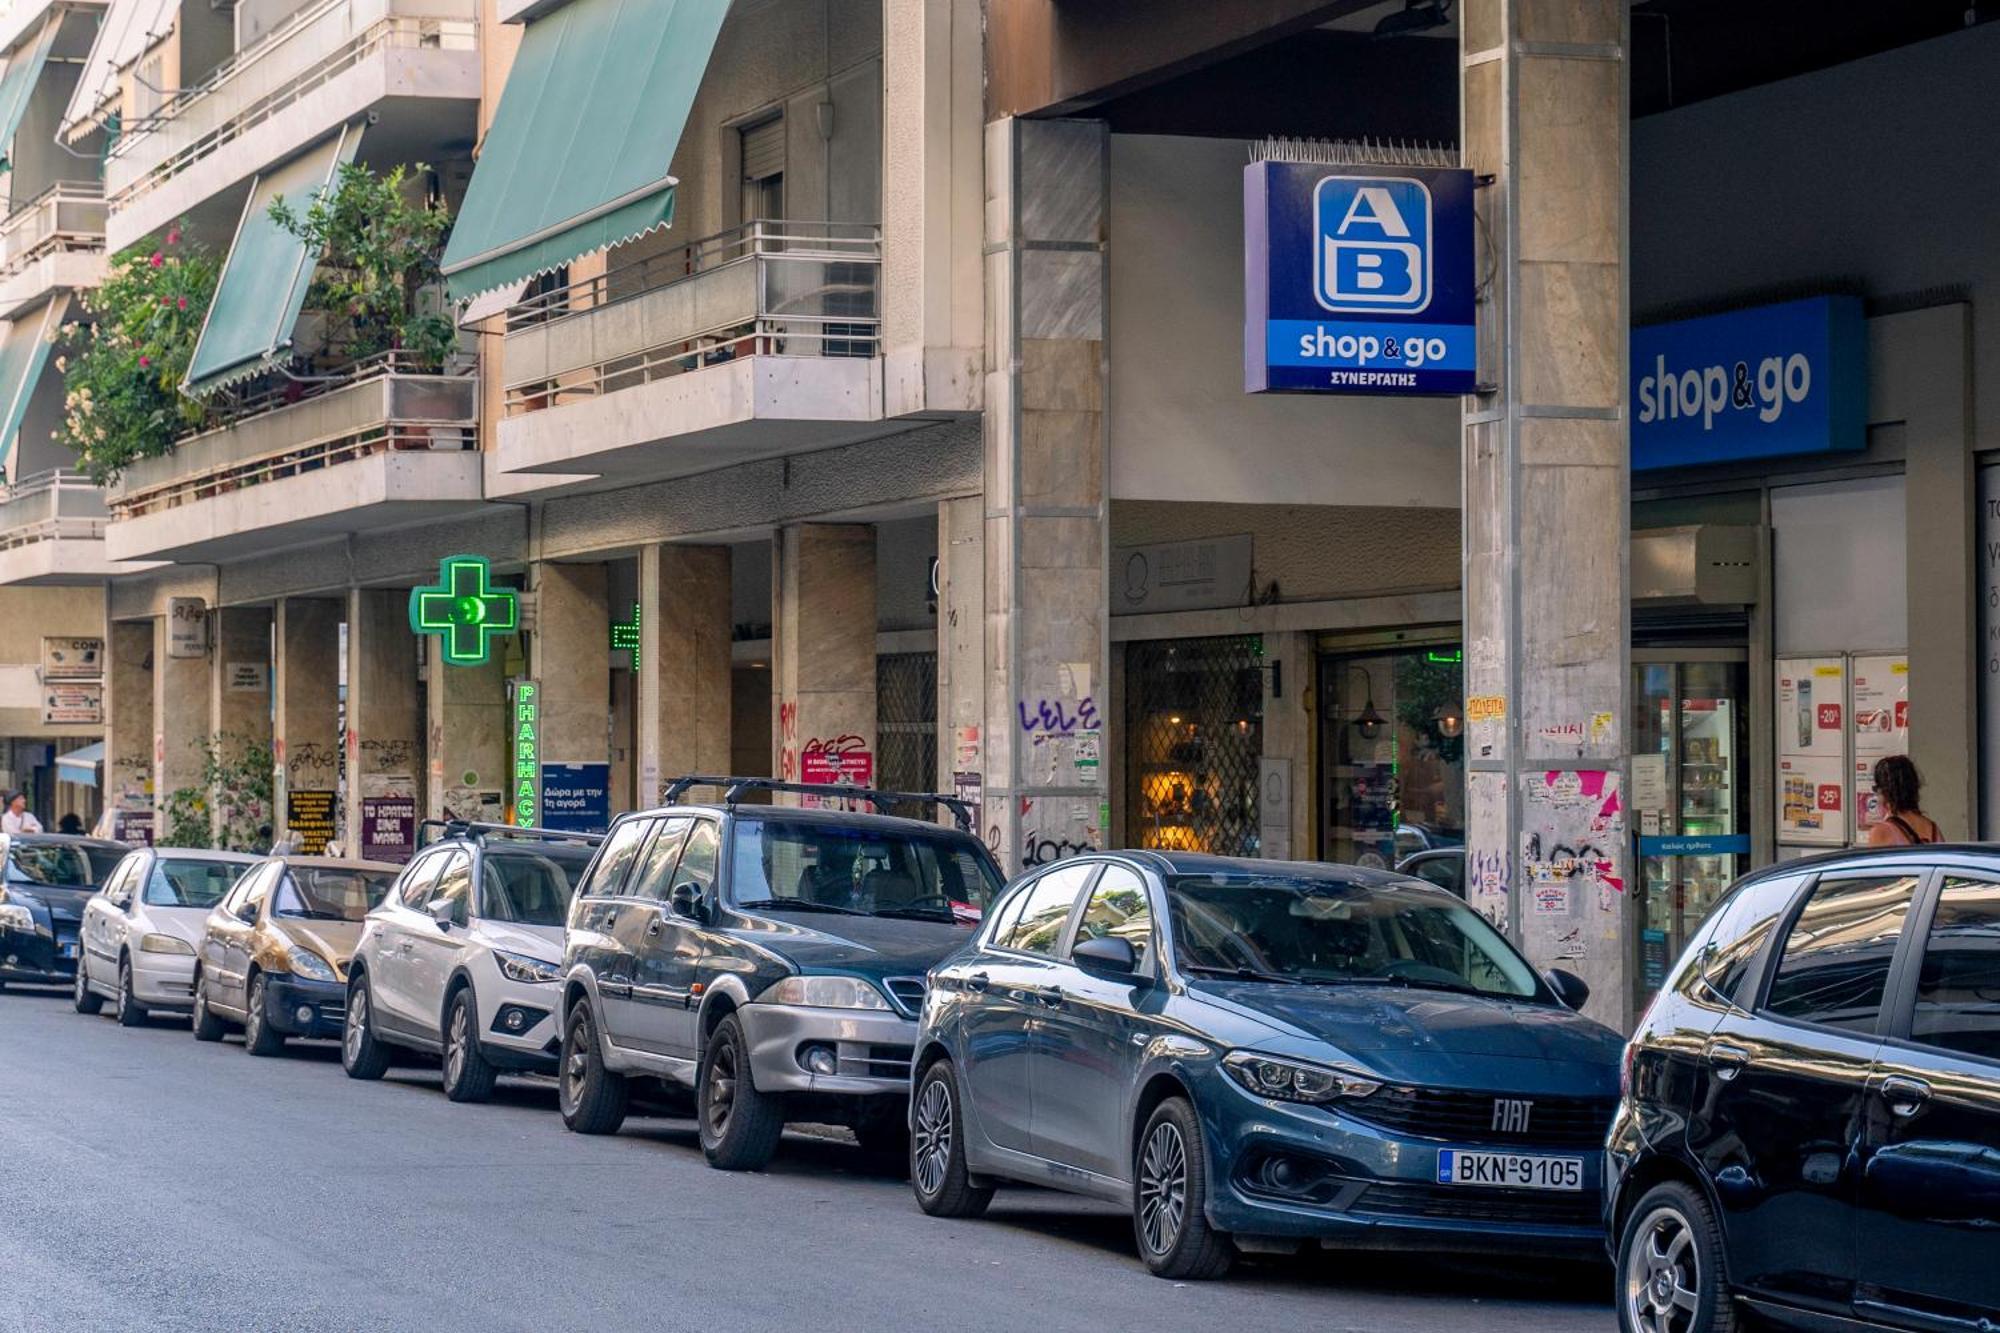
[1631,649,1750,997]
[1317,642,1466,870]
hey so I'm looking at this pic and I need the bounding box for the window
[271,867,396,923]
[739,115,784,224]
[230,865,276,921]
[727,819,1002,921]
[145,858,249,910]
[396,852,450,911]
[428,855,473,926]
[998,863,1097,955]
[1072,866,1154,971]
[1679,873,1806,1007]
[101,857,139,907]
[674,821,721,894]
[1910,876,2000,1062]
[479,846,594,926]
[1763,873,1920,1033]
[1404,853,1463,897]
[586,819,654,898]
[628,818,692,902]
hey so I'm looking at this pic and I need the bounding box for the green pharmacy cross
[409,555,518,667]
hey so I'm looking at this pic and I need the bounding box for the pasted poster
[284,790,336,855]
[360,794,417,862]
[1464,771,1510,928]
[541,763,612,833]
[1776,658,1847,847]
[1520,770,1625,943]
[1850,655,1909,840]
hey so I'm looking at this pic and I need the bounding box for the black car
[556,777,1005,1171]
[0,835,128,987]
[1608,846,2000,1333]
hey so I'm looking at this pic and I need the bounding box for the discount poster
[1850,655,1909,839]
[1776,658,1846,846]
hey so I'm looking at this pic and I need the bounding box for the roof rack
[660,775,976,834]
[416,819,606,849]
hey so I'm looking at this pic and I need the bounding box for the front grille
[882,977,927,1017]
[836,1042,914,1080]
[1355,1181,1600,1229]
[1342,1087,1614,1150]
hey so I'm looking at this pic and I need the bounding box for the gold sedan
[193,856,400,1055]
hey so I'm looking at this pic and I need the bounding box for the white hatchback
[74,848,261,1025]
[343,826,599,1101]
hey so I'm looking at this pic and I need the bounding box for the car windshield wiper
[1181,963,1303,986]
[736,898,870,917]
[872,906,955,921]
[1352,975,1490,997]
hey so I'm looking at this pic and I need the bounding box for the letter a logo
[1314,174,1433,315]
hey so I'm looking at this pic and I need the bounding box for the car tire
[909,1060,994,1219]
[441,987,497,1104]
[697,1014,785,1171]
[342,975,391,1080]
[1133,1097,1233,1280]
[72,956,103,1014]
[243,973,284,1057]
[191,970,224,1042]
[115,956,145,1028]
[1617,1181,1736,1333]
[558,1002,628,1135]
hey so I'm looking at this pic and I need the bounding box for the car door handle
[1033,986,1065,1008]
[1877,1074,1932,1119]
[965,972,989,993]
[1706,1042,1750,1080]
[645,913,665,938]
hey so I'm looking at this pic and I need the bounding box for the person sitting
[57,813,85,835]
[1867,754,1942,845]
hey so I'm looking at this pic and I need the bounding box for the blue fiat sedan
[909,852,1623,1279]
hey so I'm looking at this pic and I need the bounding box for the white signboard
[1776,657,1847,846]
[41,637,104,681]
[43,681,103,725]
[167,598,207,658]
[1111,534,1254,615]
[226,661,270,694]
[1850,655,1909,840]
[1630,753,1669,812]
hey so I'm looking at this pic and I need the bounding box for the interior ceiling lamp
[1346,666,1385,740]
[1434,706,1464,740]
[1373,0,1453,39]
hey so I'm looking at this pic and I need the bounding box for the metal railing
[0,183,107,277]
[502,219,882,416]
[0,470,110,550]
[106,0,477,207]
[109,354,477,520]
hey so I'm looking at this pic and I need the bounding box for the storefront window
[1124,636,1265,856]
[1319,648,1465,869]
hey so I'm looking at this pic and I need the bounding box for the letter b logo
[1314,175,1432,315]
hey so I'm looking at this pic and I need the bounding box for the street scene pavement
[0,991,1610,1333]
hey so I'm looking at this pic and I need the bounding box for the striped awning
[0,294,67,470]
[0,13,58,172]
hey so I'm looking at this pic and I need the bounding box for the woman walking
[1866,755,1942,846]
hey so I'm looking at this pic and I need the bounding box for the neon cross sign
[408,555,518,667]
[610,601,640,672]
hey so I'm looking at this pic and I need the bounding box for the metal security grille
[876,652,937,816]
[1125,636,1265,857]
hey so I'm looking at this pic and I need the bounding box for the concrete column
[209,606,274,842]
[273,598,341,844]
[152,613,208,808]
[425,635,508,823]
[636,544,732,806]
[344,589,422,854]
[105,620,153,814]
[936,496,985,825]
[532,561,610,767]
[1461,0,1632,1026]
[980,117,1110,872]
[772,525,876,803]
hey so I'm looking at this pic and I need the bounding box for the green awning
[441,0,729,302]
[0,294,65,470]
[0,13,59,173]
[185,122,363,395]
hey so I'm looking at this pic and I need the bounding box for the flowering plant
[162,735,275,851]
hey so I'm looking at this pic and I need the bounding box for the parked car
[191,855,400,1055]
[0,834,129,989]
[557,776,1004,1171]
[1395,846,1465,897]
[343,822,601,1099]
[910,852,1621,1280]
[1608,846,2000,1333]
[74,847,260,1025]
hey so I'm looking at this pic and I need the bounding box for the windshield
[272,867,396,922]
[7,843,123,889]
[1165,873,1543,1000]
[480,847,595,926]
[729,819,1003,922]
[145,858,251,910]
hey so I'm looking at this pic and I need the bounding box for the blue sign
[1632,296,1865,470]
[1638,834,1751,857]
[540,762,611,833]
[1245,161,1476,395]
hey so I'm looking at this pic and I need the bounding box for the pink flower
[139,355,151,367]
[149,252,163,268]
[161,295,172,307]
[177,296,188,310]
[166,228,180,246]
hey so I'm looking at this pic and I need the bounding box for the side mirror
[1544,968,1590,1011]
[429,898,457,931]
[1072,935,1142,979]
[668,883,704,921]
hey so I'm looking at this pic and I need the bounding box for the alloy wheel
[117,963,132,1019]
[345,986,368,1065]
[912,1076,953,1197]
[446,999,468,1089]
[72,961,88,1006]
[704,1038,739,1138]
[246,980,264,1046]
[563,1016,591,1107]
[1625,1205,1702,1333]
[1137,1119,1189,1257]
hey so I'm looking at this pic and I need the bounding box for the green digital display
[512,678,541,827]
[409,555,518,667]
[611,601,640,671]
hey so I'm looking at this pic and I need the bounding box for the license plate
[59,941,78,959]
[1436,1149,1583,1191]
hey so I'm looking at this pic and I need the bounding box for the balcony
[103,0,479,253]
[0,470,154,583]
[496,220,912,489]
[0,184,107,318]
[104,356,481,562]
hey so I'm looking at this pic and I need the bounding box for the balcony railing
[105,0,477,207]
[110,353,477,519]
[0,470,110,551]
[0,183,107,277]
[502,219,882,417]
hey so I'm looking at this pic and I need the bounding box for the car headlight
[0,903,33,931]
[1223,1051,1381,1104]
[139,933,195,956]
[286,948,337,982]
[494,950,561,984]
[756,975,892,1010]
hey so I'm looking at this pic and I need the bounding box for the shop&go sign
[1632,296,1865,470]
[1244,159,1476,395]
[409,555,518,667]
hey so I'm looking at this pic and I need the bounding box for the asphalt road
[0,987,1614,1333]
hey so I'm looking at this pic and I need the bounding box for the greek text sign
[541,763,611,834]
[1245,161,1476,395]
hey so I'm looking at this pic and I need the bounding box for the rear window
[7,843,123,888]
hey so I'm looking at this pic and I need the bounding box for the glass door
[1633,657,1749,998]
